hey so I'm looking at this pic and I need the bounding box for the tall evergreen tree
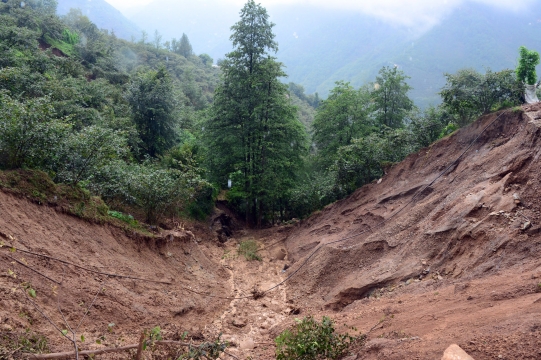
[205,0,307,225]
[178,33,193,58]
[126,66,178,157]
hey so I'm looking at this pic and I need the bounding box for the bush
[275,316,362,360]
[238,240,261,261]
[0,92,70,169]
[440,68,522,126]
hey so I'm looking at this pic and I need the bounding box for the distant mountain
[128,0,238,57]
[57,0,140,40]
[127,1,541,107]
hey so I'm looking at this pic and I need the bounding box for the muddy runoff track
[0,187,298,359]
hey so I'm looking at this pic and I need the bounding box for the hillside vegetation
[0,0,531,228]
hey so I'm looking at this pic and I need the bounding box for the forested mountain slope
[57,0,140,40]
[126,0,541,106]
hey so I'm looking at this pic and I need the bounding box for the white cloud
[106,0,535,28]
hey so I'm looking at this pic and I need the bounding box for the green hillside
[57,0,140,40]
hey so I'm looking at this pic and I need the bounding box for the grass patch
[0,169,152,237]
[238,239,261,261]
[108,210,137,226]
[0,330,49,357]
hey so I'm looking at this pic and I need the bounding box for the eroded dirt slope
[280,104,541,358]
[0,190,232,356]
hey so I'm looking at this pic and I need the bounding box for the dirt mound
[281,104,541,358]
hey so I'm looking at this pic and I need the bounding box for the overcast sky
[106,0,535,29]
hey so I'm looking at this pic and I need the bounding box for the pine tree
[178,33,193,58]
[126,67,178,157]
[205,0,307,226]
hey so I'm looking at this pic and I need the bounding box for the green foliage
[108,210,137,225]
[175,335,228,360]
[516,46,540,85]
[312,81,373,169]
[439,123,458,138]
[372,66,414,128]
[275,316,362,360]
[205,0,308,225]
[238,240,261,261]
[172,33,193,58]
[54,125,128,185]
[440,68,522,126]
[18,331,49,354]
[199,53,213,66]
[126,66,178,158]
[0,92,70,169]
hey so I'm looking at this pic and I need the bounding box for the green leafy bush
[275,316,362,360]
[516,46,540,85]
[108,210,137,225]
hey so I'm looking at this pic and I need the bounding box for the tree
[199,53,213,66]
[55,126,128,185]
[178,33,193,58]
[0,92,70,169]
[139,30,148,44]
[372,66,413,128]
[205,0,307,225]
[125,66,178,157]
[312,81,373,169]
[516,46,540,85]
[153,29,162,49]
[440,68,521,126]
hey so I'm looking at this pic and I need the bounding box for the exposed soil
[1,104,541,359]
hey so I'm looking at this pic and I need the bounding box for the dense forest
[0,0,534,227]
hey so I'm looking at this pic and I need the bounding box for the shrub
[275,316,363,360]
[238,240,261,261]
[0,92,70,169]
[516,46,540,85]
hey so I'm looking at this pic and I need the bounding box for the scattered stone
[513,193,521,204]
[441,344,475,360]
[467,296,474,301]
[522,221,532,230]
[421,260,428,266]
[232,318,246,328]
[239,338,255,350]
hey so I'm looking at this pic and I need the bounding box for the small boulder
[232,318,246,328]
[441,344,475,360]
[239,337,255,350]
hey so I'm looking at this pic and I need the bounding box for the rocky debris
[239,337,255,350]
[441,344,475,360]
[232,318,247,328]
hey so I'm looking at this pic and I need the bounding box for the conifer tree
[205,0,307,225]
[178,33,193,58]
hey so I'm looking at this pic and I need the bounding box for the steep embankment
[282,104,541,359]
[0,191,231,356]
